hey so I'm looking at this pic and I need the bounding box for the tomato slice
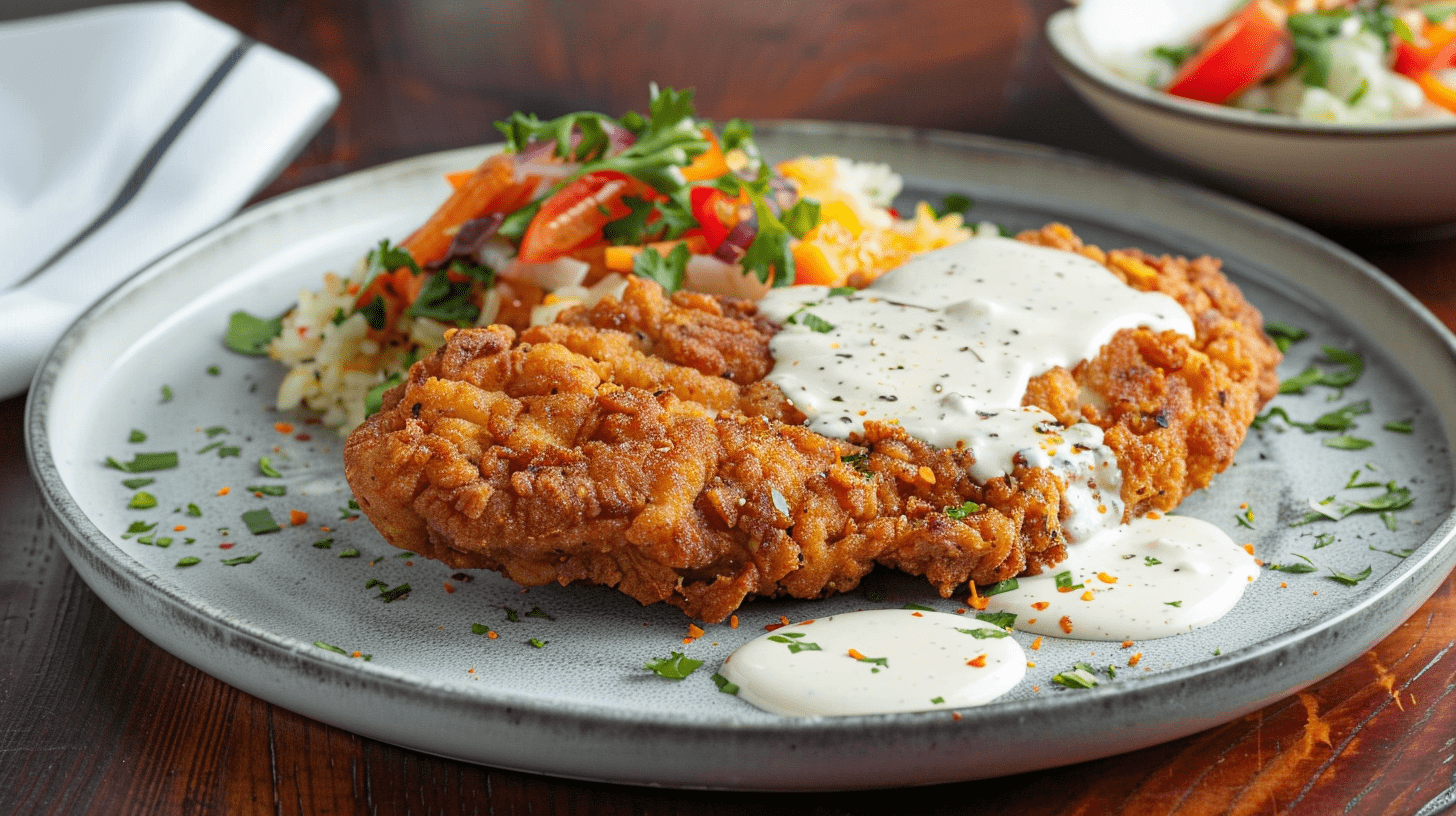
[689,186,735,252]
[1394,23,1456,78]
[1166,0,1293,105]
[517,172,652,264]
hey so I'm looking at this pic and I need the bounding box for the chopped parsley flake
[711,673,740,695]
[160,385,173,403]
[643,651,704,680]
[1369,545,1413,558]
[312,538,333,549]
[1143,556,1162,566]
[128,492,158,509]
[902,602,935,611]
[186,503,201,517]
[840,453,874,480]
[768,632,822,653]
[1269,562,1317,574]
[246,485,287,496]
[1052,668,1100,689]
[933,193,974,218]
[1054,571,1083,591]
[338,548,360,558]
[1313,533,1335,549]
[218,446,241,458]
[853,654,890,668]
[122,477,155,489]
[125,521,157,534]
[526,606,554,620]
[107,452,179,473]
[983,578,1019,596]
[258,457,282,478]
[241,508,280,535]
[1323,435,1373,450]
[828,286,856,297]
[1165,600,1183,607]
[1384,419,1414,433]
[503,606,521,623]
[378,583,411,603]
[221,552,261,566]
[798,312,834,333]
[197,441,223,454]
[128,429,147,443]
[975,611,1016,628]
[1235,509,1254,529]
[930,696,945,705]
[204,426,228,438]
[471,623,494,636]
[207,365,220,376]
[527,638,548,649]
[1327,566,1373,586]
[225,311,283,355]
[1278,346,1364,395]
[1264,321,1309,353]
[176,557,201,568]
[945,501,982,519]
[958,627,1009,639]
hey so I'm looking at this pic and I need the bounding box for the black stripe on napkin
[14,37,257,288]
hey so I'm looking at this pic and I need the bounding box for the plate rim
[25,121,1456,789]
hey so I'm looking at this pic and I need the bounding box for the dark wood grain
[5,0,1456,813]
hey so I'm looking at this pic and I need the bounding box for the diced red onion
[714,220,757,264]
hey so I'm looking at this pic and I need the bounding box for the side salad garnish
[1091,0,1456,122]
[233,85,979,432]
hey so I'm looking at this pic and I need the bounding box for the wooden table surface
[5,1,1456,813]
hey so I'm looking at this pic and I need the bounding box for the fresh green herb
[797,312,835,333]
[1346,78,1371,106]
[1381,511,1398,531]
[503,606,521,623]
[406,265,487,326]
[983,578,1019,596]
[780,198,822,239]
[221,552,261,566]
[312,538,333,549]
[853,653,890,668]
[1278,346,1364,394]
[1165,600,1183,607]
[1313,533,1334,549]
[378,583,412,603]
[315,641,348,655]
[197,441,223,455]
[975,611,1017,629]
[1264,321,1309,353]
[930,696,945,704]
[338,548,359,558]
[183,503,200,517]
[121,477,155,489]
[128,429,147,443]
[369,556,386,567]
[632,243,691,293]
[528,638,548,649]
[1151,43,1196,68]
[1253,400,1370,433]
[258,457,282,478]
[1346,470,1382,489]
[206,365,220,376]
[933,194,974,218]
[903,602,936,611]
[107,452,179,473]
[154,537,173,548]
[768,632,822,653]
[176,557,201,568]
[365,578,386,590]
[1051,668,1100,689]
[1324,435,1373,450]
[1269,562,1317,574]
[1143,556,1162,566]
[225,311,283,355]
[364,371,405,418]
[218,446,241,458]
[945,501,982,520]
[841,452,875,480]
[137,533,156,545]
[711,673,740,695]
[1384,419,1414,433]
[357,295,388,332]
[245,485,286,496]
[643,651,704,680]
[394,551,414,559]
[184,538,195,545]
[526,606,554,620]
[128,492,158,509]
[1292,481,1413,526]
[125,521,157,534]
[1054,571,1083,591]
[958,627,1009,640]
[340,500,361,519]
[1327,566,1373,586]
[204,426,227,438]
[471,623,495,636]
[828,286,856,297]
[241,509,280,535]
[1370,545,1413,558]
[1235,509,1255,529]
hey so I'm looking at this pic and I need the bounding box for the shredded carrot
[320,526,331,533]
[173,525,186,532]
[848,648,868,661]
[1128,652,1143,667]
[274,422,295,434]
[443,582,456,594]
[220,543,234,550]
[1280,582,1288,588]
[216,486,230,496]
[290,510,309,526]
[954,608,966,615]
[682,637,695,645]
[1027,618,1038,625]
[1030,637,1043,651]
[968,655,987,668]
[729,615,739,629]
[1121,640,1134,649]
[1059,616,1074,634]
[764,623,785,632]
[352,651,363,658]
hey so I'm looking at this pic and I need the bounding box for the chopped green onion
[221,552,261,566]
[711,673,740,694]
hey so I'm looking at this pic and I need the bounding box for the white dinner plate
[27,123,1456,790]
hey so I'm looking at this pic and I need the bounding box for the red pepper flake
[911,612,924,618]
[729,615,739,629]
[1121,640,1134,649]
[1058,615,1074,634]
[351,651,363,658]
[687,623,705,639]
[173,525,187,532]
[1242,543,1255,556]
[954,608,966,615]
[779,616,790,626]
[217,486,230,496]
[952,712,963,721]
[1032,685,1041,693]
[346,283,360,295]
[1280,582,1288,588]
[764,623,785,632]
[290,509,309,526]
[320,526,332,533]
[296,327,307,337]
[968,654,987,668]
[1030,637,1043,651]
[487,631,498,640]
[295,433,311,442]
[274,422,295,434]
[1031,601,1050,611]
[443,582,456,594]
[219,542,235,550]
[682,637,695,645]
[1128,652,1143,667]
[1027,618,1038,625]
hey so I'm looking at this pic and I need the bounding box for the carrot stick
[400,152,530,266]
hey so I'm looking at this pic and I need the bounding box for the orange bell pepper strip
[1415,70,1456,114]
[603,235,710,272]
[680,129,731,182]
[1394,22,1456,77]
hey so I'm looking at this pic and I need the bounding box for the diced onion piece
[504,255,591,290]
[684,254,772,300]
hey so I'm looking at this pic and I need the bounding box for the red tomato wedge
[1415,70,1456,113]
[1166,0,1293,104]
[1394,23,1456,78]
[517,172,652,263]
[689,186,734,252]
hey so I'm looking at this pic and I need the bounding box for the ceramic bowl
[1045,6,1456,231]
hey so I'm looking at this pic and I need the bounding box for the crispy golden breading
[344,226,1280,621]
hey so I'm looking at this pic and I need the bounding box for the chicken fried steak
[343,225,1280,622]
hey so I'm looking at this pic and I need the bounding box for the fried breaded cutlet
[343,225,1281,622]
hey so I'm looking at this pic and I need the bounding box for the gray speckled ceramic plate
[27,123,1456,790]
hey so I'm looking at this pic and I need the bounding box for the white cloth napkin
[0,2,338,398]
